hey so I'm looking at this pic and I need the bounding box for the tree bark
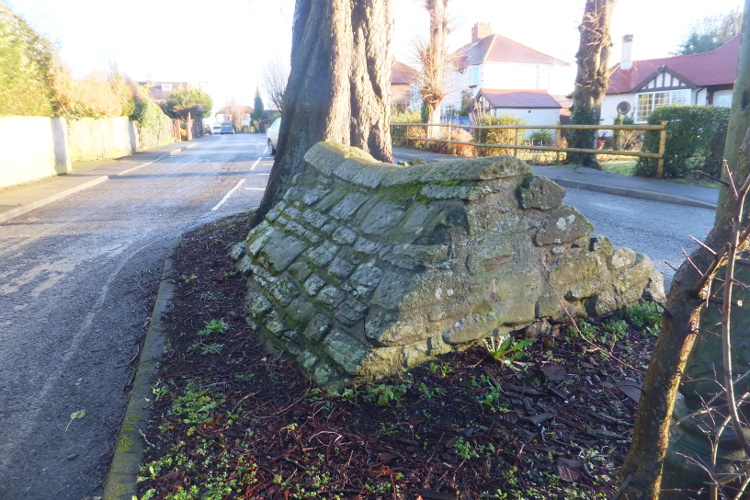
[620,2,750,497]
[255,0,394,223]
[419,0,450,139]
[567,0,616,168]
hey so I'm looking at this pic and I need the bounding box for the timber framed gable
[635,66,694,93]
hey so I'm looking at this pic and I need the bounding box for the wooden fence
[390,121,669,177]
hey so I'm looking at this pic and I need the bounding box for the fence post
[447,123,452,155]
[555,121,561,163]
[513,128,520,158]
[657,120,667,178]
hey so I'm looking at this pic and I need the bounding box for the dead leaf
[615,382,642,403]
[558,464,580,482]
[540,365,567,382]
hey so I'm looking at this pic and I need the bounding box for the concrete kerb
[0,143,196,225]
[0,176,109,225]
[546,178,718,210]
[102,246,176,500]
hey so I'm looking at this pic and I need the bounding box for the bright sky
[5,0,745,112]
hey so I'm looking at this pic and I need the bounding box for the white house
[602,34,739,125]
[473,89,564,128]
[442,23,574,121]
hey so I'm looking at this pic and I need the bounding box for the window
[161,83,172,91]
[635,89,690,121]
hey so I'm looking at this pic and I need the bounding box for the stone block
[307,240,340,267]
[260,232,307,273]
[351,164,391,188]
[302,314,332,343]
[371,271,414,310]
[303,274,327,297]
[353,237,382,255]
[335,298,369,326]
[329,191,370,220]
[381,163,432,187]
[332,226,358,245]
[328,256,356,280]
[324,329,369,374]
[360,199,406,237]
[318,285,346,308]
[288,261,313,283]
[534,206,594,246]
[610,246,636,269]
[419,155,531,182]
[304,141,373,176]
[302,185,331,206]
[285,296,318,325]
[269,277,299,307]
[517,175,566,210]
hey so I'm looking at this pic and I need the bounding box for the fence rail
[390,121,669,176]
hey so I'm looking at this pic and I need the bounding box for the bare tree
[620,1,750,497]
[567,0,616,168]
[417,0,451,137]
[254,0,394,223]
[674,8,743,55]
[261,57,289,113]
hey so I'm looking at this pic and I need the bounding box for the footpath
[0,140,203,224]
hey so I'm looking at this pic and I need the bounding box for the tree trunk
[621,2,750,497]
[419,0,450,139]
[254,0,393,223]
[567,0,616,168]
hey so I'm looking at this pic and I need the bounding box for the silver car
[267,117,281,154]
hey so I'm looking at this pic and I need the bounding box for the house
[391,60,419,111]
[215,105,253,128]
[473,89,565,129]
[602,34,739,124]
[443,23,574,120]
[138,81,189,103]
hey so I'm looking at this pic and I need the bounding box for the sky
[5,0,745,114]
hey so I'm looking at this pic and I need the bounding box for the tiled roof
[392,61,418,85]
[607,36,740,94]
[479,89,562,109]
[455,34,570,68]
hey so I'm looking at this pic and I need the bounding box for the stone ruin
[233,142,664,388]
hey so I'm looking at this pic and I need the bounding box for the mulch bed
[138,212,655,499]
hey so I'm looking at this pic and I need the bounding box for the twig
[611,474,634,500]
[690,235,718,256]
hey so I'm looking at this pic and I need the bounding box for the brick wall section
[234,142,664,388]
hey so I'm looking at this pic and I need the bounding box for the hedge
[636,105,730,178]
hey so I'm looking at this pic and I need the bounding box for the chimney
[471,23,492,43]
[621,34,634,70]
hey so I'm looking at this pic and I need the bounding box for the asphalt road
[0,134,272,499]
[562,187,716,290]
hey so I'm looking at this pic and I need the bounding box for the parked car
[267,117,281,154]
[211,124,222,135]
[220,123,235,135]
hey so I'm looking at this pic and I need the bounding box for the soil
[137,212,659,500]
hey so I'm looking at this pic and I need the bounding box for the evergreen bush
[635,105,730,178]
[131,85,173,150]
[474,113,525,157]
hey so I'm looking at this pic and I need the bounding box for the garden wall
[67,117,138,162]
[0,116,70,189]
[234,142,664,388]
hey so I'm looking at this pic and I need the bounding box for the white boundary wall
[0,116,138,189]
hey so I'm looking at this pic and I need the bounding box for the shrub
[131,86,174,150]
[0,5,57,116]
[391,108,422,147]
[529,130,553,146]
[473,113,525,157]
[635,105,729,178]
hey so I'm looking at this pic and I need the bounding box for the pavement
[0,139,205,225]
[0,142,719,499]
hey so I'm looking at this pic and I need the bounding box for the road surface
[0,134,272,499]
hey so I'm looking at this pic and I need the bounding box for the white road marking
[211,179,245,211]
[246,187,265,191]
[250,156,263,171]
